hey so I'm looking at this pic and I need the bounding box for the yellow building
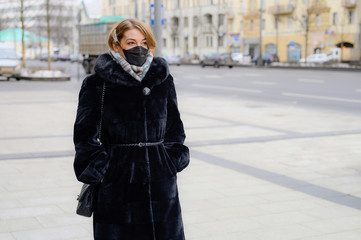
[227,0,361,62]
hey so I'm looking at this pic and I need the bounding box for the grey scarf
[108,49,153,81]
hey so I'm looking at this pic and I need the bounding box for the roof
[94,16,125,25]
[0,28,49,43]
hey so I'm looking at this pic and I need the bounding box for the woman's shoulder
[81,73,103,90]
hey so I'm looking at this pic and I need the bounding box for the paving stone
[11,225,90,240]
[0,233,15,240]
[0,218,41,233]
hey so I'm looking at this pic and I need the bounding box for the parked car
[70,53,84,63]
[201,53,235,68]
[180,54,200,64]
[299,53,328,63]
[252,53,279,66]
[0,43,21,80]
[38,53,59,61]
[58,54,71,61]
[162,54,181,66]
[231,53,243,63]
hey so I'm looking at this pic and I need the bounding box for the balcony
[342,0,356,8]
[244,9,259,19]
[269,4,295,15]
[308,2,330,13]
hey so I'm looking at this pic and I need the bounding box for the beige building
[100,0,360,62]
[227,0,361,62]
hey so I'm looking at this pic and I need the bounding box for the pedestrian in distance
[73,18,190,240]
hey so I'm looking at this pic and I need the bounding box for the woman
[73,18,190,240]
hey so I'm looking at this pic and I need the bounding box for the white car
[0,43,21,80]
[299,53,328,63]
[231,53,243,63]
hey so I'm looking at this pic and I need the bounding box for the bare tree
[46,0,51,70]
[20,0,25,67]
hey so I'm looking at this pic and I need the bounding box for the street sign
[150,4,164,26]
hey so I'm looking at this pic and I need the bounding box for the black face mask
[123,46,148,66]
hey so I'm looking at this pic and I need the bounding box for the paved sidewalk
[0,79,361,240]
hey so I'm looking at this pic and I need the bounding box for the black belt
[110,140,164,148]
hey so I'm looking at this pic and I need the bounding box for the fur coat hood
[94,53,170,87]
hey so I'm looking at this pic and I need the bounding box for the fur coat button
[143,87,151,96]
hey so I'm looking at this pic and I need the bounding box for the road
[170,65,361,115]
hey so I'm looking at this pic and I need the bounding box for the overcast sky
[81,0,101,18]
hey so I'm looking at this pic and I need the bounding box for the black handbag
[76,183,94,217]
[76,80,106,217]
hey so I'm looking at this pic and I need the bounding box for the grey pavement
[0,67,361,239]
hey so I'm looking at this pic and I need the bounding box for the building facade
[100,0,360,62]
[101,0,229,58]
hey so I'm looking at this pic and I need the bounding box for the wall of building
[99,0,360,62]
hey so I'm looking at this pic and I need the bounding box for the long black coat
[73,54,190,240]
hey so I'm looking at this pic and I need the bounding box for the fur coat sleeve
[73,75,109,184]
[164,76,190,172]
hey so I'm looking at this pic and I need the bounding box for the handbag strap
[98,80,106,144]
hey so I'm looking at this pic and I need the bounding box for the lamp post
[154,0,162,57]
[257,0,264,67]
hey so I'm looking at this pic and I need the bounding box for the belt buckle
[138,142,144,147]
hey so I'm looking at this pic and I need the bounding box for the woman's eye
[142,42,147,46]
[128,42,135,46]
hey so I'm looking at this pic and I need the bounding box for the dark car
[253,53,279,66]
[201,53,235,68]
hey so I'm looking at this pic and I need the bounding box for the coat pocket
[159,145,178,177]
[163,142,190,173]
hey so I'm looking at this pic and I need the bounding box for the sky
[81,0,101,18]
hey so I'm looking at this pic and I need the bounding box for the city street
[0,62,361,239]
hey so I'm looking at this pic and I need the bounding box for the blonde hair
[107,18,157,50]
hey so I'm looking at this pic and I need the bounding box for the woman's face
[113,28,148,52]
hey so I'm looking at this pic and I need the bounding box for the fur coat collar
[94,53,169,88]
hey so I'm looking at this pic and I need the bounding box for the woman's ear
[112,42,120,52]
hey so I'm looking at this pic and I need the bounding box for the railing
[244,9,259,18]
[342,0,356,8]
[268,4,295,15]
[308,2,330,13]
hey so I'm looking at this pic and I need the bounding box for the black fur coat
[73,53,190,240]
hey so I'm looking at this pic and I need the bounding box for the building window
[333,12,338,25]
[184,17,188,27]
[261,0,266,9]
[193,16,199,28]
[302,15,307,27]
[316,14,321,27]
[251,0,255,10]
[112,7,116,16]
[218,36,224,47]
[349,10,354,24]
[288,16,293,28]
[219,14,224,26]
[206,36,213,47]
[262,19,265,30]
[274,17,278,29]
[163,38,167,47]
[193,37,198,47]
[250,20,254,30]
[240,21,244,30]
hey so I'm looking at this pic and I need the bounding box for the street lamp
[257,1,264,67]
[154,0,162,57]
